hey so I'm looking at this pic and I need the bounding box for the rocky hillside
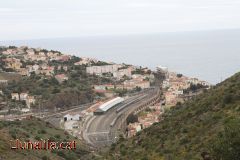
[106,72,240,160]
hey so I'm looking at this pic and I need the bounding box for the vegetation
[106,72,240,160]
[210,118,240,160]
[132,68,150,75]
[126,113,138,125]
[2,70,96,110]
[183,83,209,94]
[0,117,96,160]
[0,55,112,110]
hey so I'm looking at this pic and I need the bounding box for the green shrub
[41,155,48,160]
[210,119,240,160]
[35,135,41,141]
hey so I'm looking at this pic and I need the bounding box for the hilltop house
[74,57,98,65]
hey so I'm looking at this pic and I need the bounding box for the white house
[63,113,82,121]
[20,93,28,101]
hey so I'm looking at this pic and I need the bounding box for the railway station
[94,97,124,115]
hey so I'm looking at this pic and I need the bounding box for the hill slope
[0,118,95,160]
[106,72,240,160]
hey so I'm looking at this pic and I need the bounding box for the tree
[177,74,183,78]
[126,113,138,125]
[136,86,142,92]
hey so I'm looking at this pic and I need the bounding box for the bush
[57,151,66,158]
[210,119,240,160]
[41,129,47,134]
[126,113,138,125]
[42,156,48,160]
[54,134,61,139]
[223,94,233,104]
[35,135,41,141]
[52,88,60,94]
[9,129,17,139]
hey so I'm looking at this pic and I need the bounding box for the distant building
[4,58,22,70]
[64,113,82,121]
[26,96,35,108]
[57,65,62,70]
[21,108,30,113]
[123,79,150,90]
[20,93,28,101]
[55,74,68,83]
[11,92,35,108]
[0,80,8,85]
[115,84,124,90]
[63,65,68,71]
[163,80,170,89]
[94,97,124,115]
[40,66,55,76]
[11,93,19,100]
[156,65,168,72]
[113,68,132,79]
[165,91,178,106]
[94,84,115,91]
[127,122,142,137]
[156,65,169,79]
[18,68,30,76]
[32,64,39,72]
[86,64,122,75]
[2,49,18,55]
[74,57,97,65]
[26,49,35,55]
[55,55,71,62]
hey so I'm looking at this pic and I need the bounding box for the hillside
[0,46,120,113]
[0,72,21,82]
[106,72,240,160]
[0,117,96,160]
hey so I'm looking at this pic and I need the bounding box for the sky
[1,0,240,40]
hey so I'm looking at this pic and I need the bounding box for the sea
[1,29,240,84]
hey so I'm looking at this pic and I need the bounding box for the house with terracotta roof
[55,74,68,83]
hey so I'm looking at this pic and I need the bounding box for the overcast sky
[1,0,240,40]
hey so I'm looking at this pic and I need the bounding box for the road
[82,87,159,148]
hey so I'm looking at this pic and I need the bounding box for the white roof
[64,113,80,118]
[99,97,124,112]
[157,65,168,69]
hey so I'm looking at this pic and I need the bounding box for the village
[125,67,210,137]
[0,46,154,116]
[0,46,210,139]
